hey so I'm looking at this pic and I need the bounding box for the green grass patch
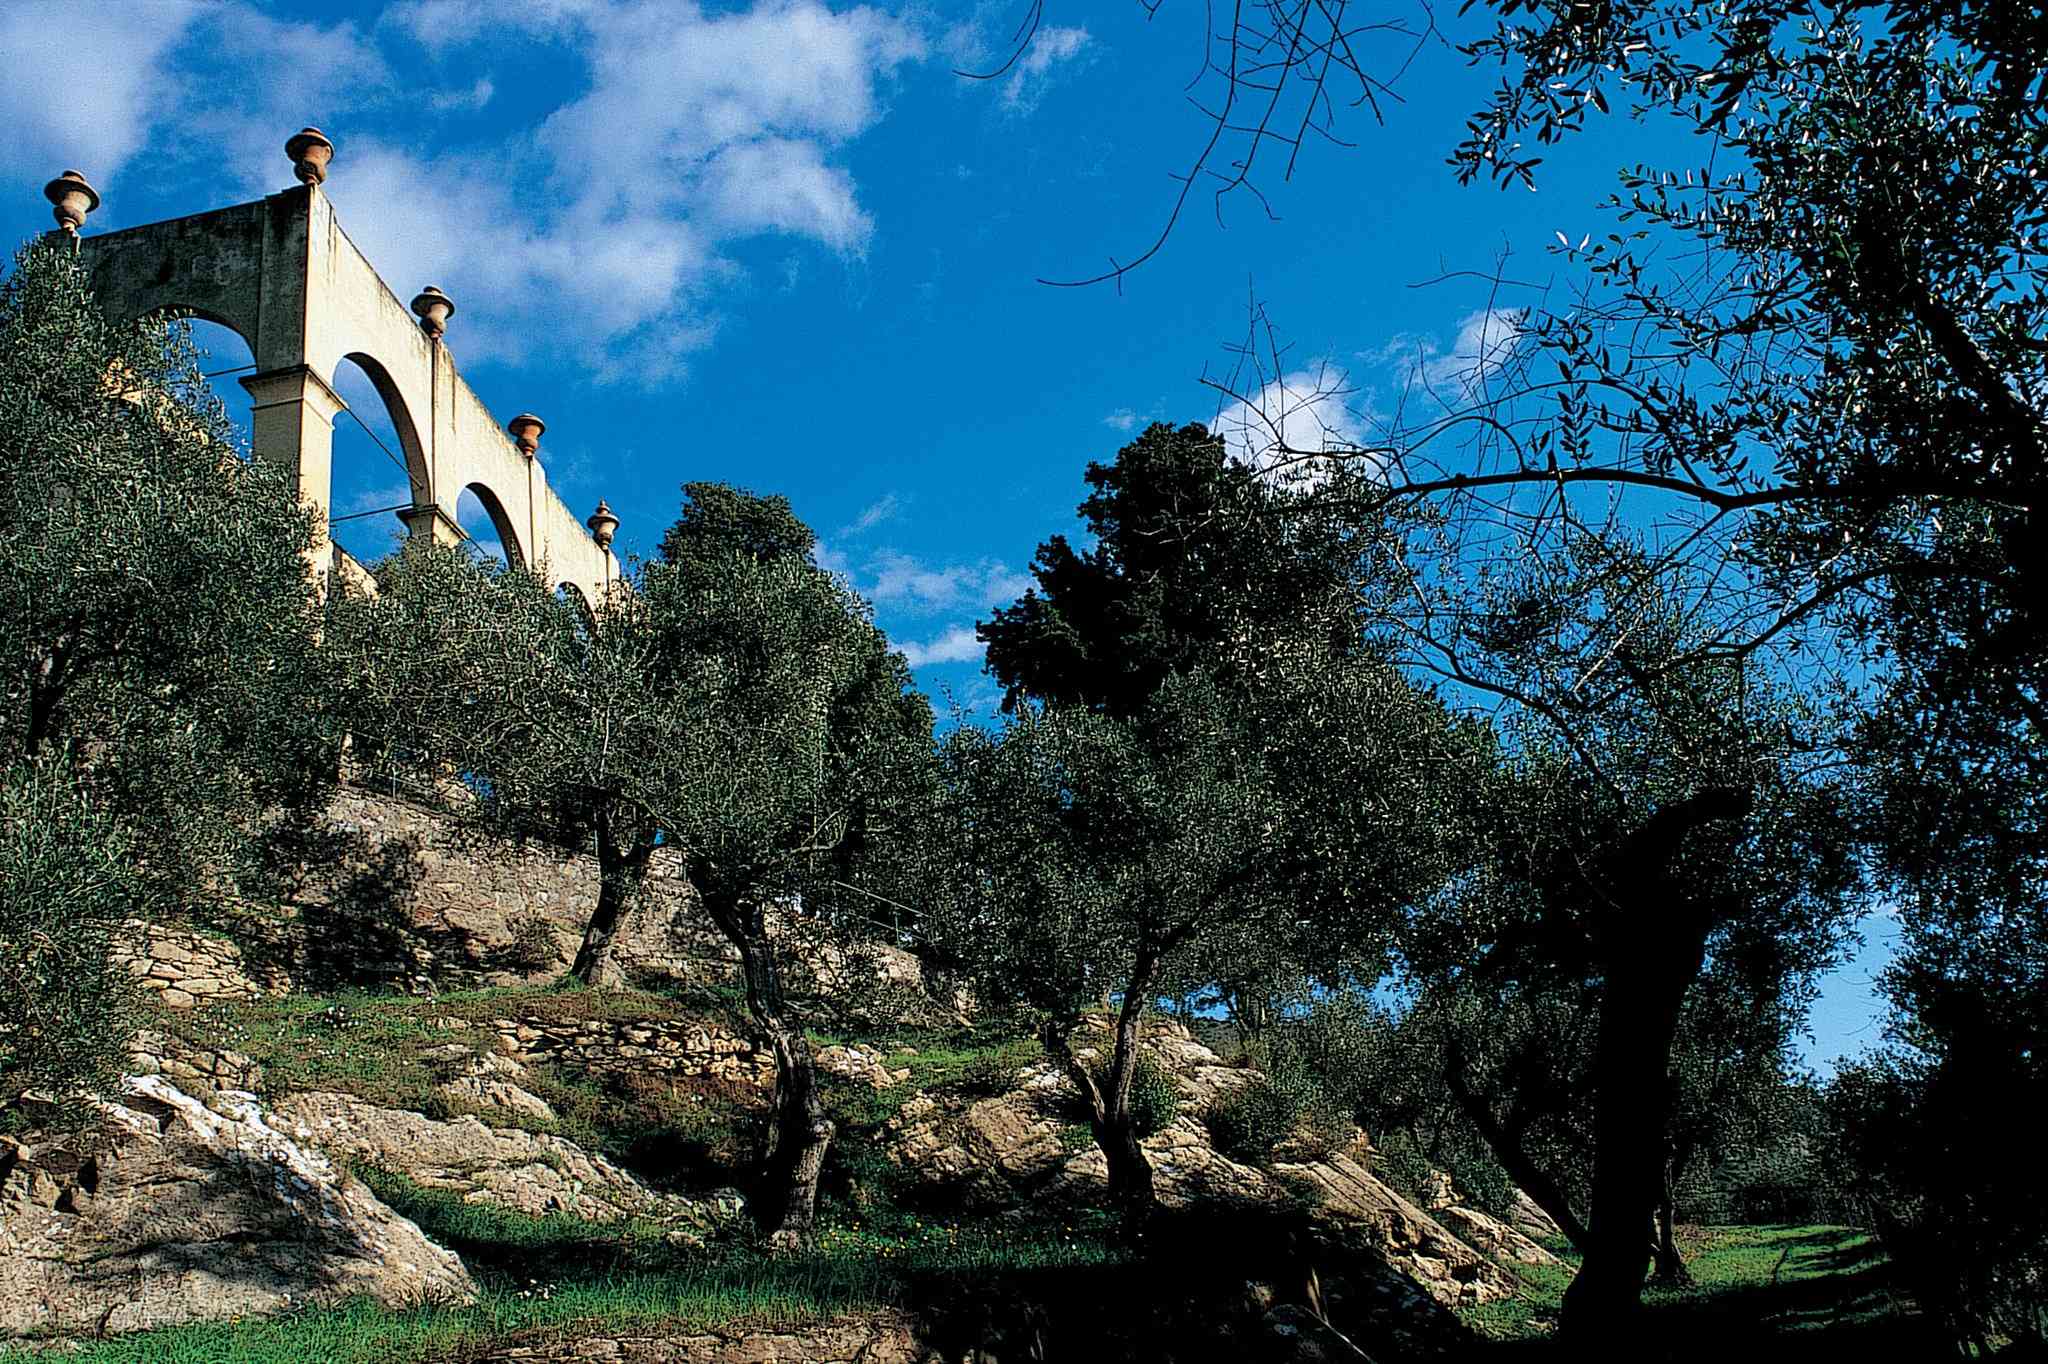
[1,1169,1126,1364]
[1458,1223,1952,1359]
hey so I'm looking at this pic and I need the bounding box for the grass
[150,983,768,1188]
[1460,1223,1955,1360]
[0,1169,1126,1364]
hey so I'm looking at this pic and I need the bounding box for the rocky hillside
[1,784,1560,1362]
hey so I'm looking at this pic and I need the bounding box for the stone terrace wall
[261,784,733,995]
[112,920,282,1008]
[122,783,940,1015]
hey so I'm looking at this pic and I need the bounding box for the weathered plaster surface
[80,186,618,603]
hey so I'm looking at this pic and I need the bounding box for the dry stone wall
[116,785,943,1021]
[481,1015,777,1088]
[112,920,281,1008]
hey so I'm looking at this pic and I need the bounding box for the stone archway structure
[74,180,619,603]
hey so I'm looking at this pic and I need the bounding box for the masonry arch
[147,306,255,356]
[335,351,429,494]
[325,354,430,571]
[79,182,620,604]
[182,317,257,444]
[458,482,526,569]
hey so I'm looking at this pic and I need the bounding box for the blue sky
[0,0,1894,1070]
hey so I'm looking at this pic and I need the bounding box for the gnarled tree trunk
[1043,946,1160,1234]
[569,806,652,987]
[1444,1041,1592,1254]
[1558,788,1750,1344]
[1653,1136,1696,1286]
[702,888,834,1248]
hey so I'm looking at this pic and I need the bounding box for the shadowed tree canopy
[977,421,1374,718]
[658,480,818,567]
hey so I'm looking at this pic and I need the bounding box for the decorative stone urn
[587,499,619,549]
[410,286,455,339]
[42,170,99,234]
[285,127,334,186]
[508,413,546,457]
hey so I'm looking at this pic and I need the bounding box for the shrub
[500,909,561,974]
[1125,1054,1182,1138]
[1064,1053,1184,1138]
[0,761,144,1117]
[957,1049,1025,1098]
[1369,1129,1435,1204]
[1208,1077,1299,1164]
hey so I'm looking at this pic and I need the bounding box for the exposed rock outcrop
[882,1019,1523,1310]
[271,1090,712,1231]
[1415,1172,1563,1268]
[0,1077,475,1336]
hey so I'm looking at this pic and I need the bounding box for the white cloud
[175,7,398,197]
[1373,307,1529,397]
[384,0,603,51]
[1001,26,1089,111]
[897,625,983,667]
[697,137,872,252]
[864,550,1031,615]
[844,493,902,535]
[538,1,924,216]
[9,0,928,384]
[338,481,414,517]
[1211,365,1370,483]
[0,2,204,207]
[429,78,496,113]
[1104,408,1141,432]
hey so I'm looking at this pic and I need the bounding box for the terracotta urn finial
[508,413,546,458]
[285,127,335,186]
[587,499,619,549]
[410,286,455,340]
[43,170,99,235]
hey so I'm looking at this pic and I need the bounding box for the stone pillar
[241,363,345,561]
[400,503,465,548]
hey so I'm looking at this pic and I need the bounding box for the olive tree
[335,486,930,1243]
[0,240,336,1108]
[0,238,336,901]
[1392,547,1862,1337]
[0,760,144,1113]
[919,657,1479,1229]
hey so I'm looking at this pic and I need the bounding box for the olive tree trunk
[702,889,834,1249]
[1557,788,1750,1345]
[1443,1042,1592,1254]
[569,807,652,987]
[1043,946,1161,1234]
[1653,1138,1696,1286]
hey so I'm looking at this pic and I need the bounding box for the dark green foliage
[332,485,933,1242]
[1103,1054,1180,1140]
[1366,1130,1435,1205]
[0,241,336,908]
[0,761,143,1111]
[1206,1078,1298,1166]
[955,1050,1025,1099]
[0,241,337,1112]
[977,421,1376,719]
[1828,1038,2048,1353]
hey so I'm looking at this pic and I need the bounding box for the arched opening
[458,483,524,569]
[182,316,257,454]
[557,580,595,619]
[329,354,430,574]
